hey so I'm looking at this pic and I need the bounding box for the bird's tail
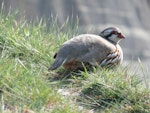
[48,58,65,70]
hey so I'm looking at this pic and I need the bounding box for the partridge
[48,27,125,70]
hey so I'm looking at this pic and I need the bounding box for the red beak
[118,33,125,39]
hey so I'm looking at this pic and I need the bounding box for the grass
[0,10,150,113]
[81,68,150,113]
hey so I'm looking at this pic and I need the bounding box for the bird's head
[99,27,125,44]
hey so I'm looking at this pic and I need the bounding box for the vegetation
[0,11,149,113]
[81,68,150,113]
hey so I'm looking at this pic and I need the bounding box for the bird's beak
[121,34,125,39]
[118,33,125,39]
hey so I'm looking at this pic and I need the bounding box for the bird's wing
[76,42,115,63]
[49,34,116,70]
[61,34,116,61]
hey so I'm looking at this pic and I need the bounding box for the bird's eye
[111,31,118,34]
[118,33,121,35]
[117,32,123,37]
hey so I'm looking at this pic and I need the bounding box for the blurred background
[0,0,150,76]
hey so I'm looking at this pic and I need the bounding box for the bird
[48,27,125,71]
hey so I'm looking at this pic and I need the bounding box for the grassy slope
[0,12,149,113]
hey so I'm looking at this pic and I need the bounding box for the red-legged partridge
[48,27,125,70]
